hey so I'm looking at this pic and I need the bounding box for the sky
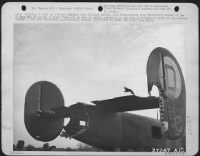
[13,23,185,148]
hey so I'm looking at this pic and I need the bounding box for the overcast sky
[13,23,185,148]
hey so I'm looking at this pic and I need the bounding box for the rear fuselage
[65,103,185,151]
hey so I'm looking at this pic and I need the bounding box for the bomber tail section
[24,81,66,142]
[147,47,186,140]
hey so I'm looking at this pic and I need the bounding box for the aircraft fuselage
[64,103,185,151]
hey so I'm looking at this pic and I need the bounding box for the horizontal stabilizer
[92,95,159,112]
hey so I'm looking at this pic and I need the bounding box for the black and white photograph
[1,2,199,155]
[12,23,186,151]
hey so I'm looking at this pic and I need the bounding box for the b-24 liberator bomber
[24,47,186,151]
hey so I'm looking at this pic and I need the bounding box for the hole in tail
[150,85,159,97]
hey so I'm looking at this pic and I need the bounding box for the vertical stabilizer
[147,47,186,140]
